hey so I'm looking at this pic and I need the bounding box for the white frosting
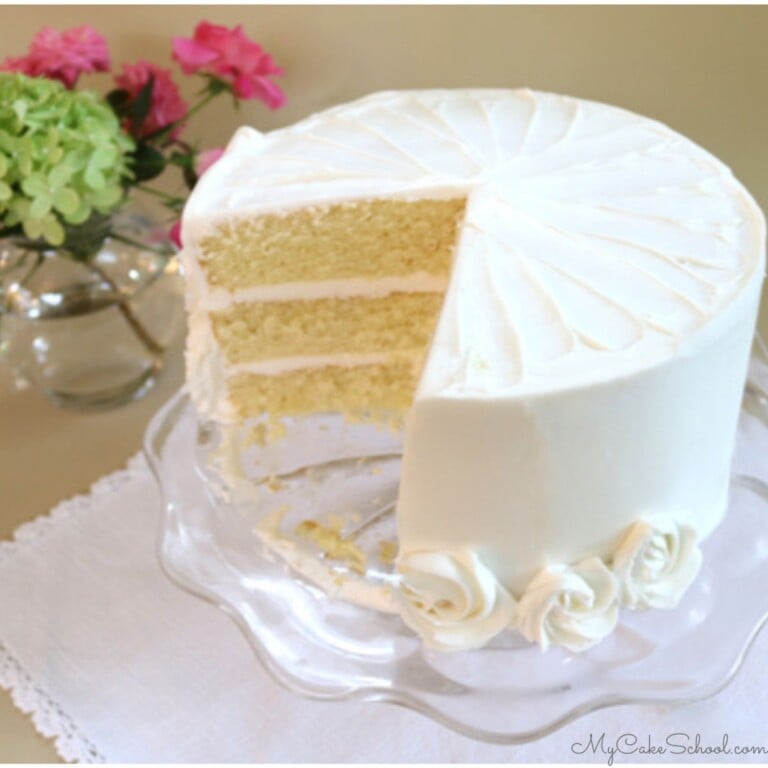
[518,557,619,652]
[396,550,517,651]
[180,89,765,646]
[613,517,703,609]
[203,274,448,311]
[226,353,402,377]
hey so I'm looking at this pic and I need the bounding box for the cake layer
[227,358,421,420]
[198,198,466,291]
[211,292,444,364]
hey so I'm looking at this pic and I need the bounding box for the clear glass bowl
[1,207,184,409]
[145,349,768,744]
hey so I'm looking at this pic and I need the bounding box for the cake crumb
[265,475,285,492]
[379,540,398,565]
[247,419,287,446]
[295,518,367,574]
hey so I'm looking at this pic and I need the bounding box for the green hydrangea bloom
[0,73,135,246]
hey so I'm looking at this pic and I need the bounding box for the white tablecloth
[2,428,768,762]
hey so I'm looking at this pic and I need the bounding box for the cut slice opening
[198,197,468,421]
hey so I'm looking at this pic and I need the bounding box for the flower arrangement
[0,21,285,259]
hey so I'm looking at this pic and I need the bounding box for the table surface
[0,337,185,762]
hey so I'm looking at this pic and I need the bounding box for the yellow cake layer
[227,359,420,420]
[199,198,467,290]
[212,292,445,364]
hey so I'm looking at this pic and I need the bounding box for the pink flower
[0,25,110,88]
[172,21,285,108]
[195,147,224,177]
[169,220,183,250]
[115,61,188,139]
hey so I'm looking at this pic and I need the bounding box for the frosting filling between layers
[201,274,450,310]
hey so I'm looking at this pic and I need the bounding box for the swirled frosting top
[182,89,765,396]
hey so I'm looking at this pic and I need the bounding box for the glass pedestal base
[145,369,768,743]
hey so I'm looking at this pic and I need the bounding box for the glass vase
[0,208,184,411]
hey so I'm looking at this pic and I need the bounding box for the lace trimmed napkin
[2,403,768,761]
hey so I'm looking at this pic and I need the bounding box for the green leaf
[131,75,155,135]
[66,198,92,224]
[48,163,73,188]
[91,145,118,169]
[0,131,15,153]
[0,180,11,201]
[106,88,132,117]
[130,142,166,182]
[169,149,198,188]
[12,99,27,122]
[84,165,105,190]
[29,193,52,220]
[41,213,64,245]
[64,148,88,171]
[93,184,122,209]
[17,151,32,177]
[183,162,197,190]
[21,173,47,197]
[53,187,79,215]
[21,216,43,240]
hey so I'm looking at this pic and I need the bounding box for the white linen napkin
[2,412,768,762]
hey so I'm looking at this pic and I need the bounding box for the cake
[179,89,765,652]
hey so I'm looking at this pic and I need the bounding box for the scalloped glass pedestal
[145,361,768,744]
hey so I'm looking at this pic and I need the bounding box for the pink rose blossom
[172,21,285,108]
[195,147,225,177]
[115,61,189,139]
[169,220,183,250]
[0,25,110,88]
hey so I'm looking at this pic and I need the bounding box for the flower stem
[147,90,219,144]
[181,90,218,124]
[87,261,165,357]
[110,231,168,254]
[15,251,44,293]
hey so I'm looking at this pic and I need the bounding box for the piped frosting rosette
[396,550,518,651]
[396,516,704,652]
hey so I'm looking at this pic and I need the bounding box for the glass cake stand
[144,348,768,744]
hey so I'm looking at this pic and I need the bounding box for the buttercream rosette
[613,517,702,610]
[396,549,517,652]
[518,557,619,652]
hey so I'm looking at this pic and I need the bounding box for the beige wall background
[3,4,764,329]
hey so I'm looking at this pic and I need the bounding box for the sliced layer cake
[180,90,765,652]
